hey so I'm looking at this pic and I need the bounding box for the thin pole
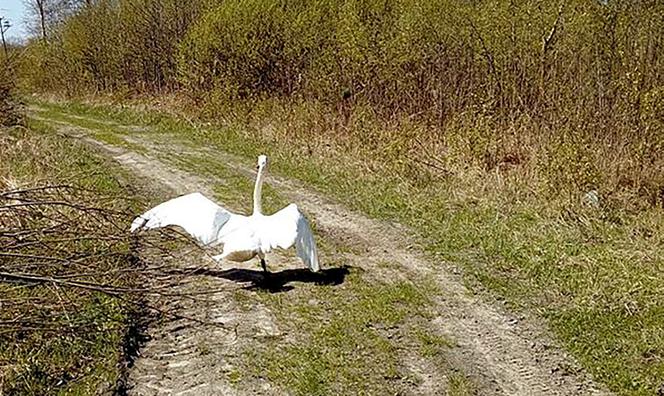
[0,17,8,60]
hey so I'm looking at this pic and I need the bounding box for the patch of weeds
[227,369,242,384]
[448,372,476,396]
[413,329,455,358]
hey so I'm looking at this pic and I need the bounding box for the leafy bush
[20,0,663,124]
[0,62,23,127]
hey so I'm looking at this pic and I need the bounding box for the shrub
[0,60,23,127]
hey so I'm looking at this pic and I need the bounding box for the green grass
[244,272,449,395]
[0,119,147,395]
[29,98,664,395]
[415,329,455,358]
[3,118,131,193]
[0,295,126,395]
[30,109,149,154]
[447,373,476,396]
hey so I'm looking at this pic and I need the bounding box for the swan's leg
[258,252,268,273]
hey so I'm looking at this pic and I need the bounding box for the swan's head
[257,155,268,171]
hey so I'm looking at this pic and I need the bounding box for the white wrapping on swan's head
[257,155,268,170]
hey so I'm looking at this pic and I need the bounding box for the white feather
[258,204,319,272]
[130,156,320,272]
[130,192,236,245]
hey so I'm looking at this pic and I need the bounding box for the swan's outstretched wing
[130,192,237,246]
[263,204,320,272]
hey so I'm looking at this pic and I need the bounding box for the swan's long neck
[252,165,265,215]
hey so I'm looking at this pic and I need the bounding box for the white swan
[130,155,319,272]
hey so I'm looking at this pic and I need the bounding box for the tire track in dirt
[208,146,608,396]
[33,109,611,395]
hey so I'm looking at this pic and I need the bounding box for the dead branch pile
[1,185,130,333]
[0,184,209,333]
[0,183,220,393]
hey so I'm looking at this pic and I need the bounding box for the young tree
[24,0,83,41]
[24,0,48,41]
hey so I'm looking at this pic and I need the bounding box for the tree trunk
[37,0,47,42]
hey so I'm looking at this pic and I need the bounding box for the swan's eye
[256,165,259,170]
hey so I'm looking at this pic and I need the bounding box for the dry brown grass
[164,94,663,212]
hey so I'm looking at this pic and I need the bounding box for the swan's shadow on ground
[179,265,352,293]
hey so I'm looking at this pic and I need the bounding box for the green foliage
[60,1,126,91]
[20,0,664,120]
[17,0,664,204]
[178,0,324,98]
[21,0,209,93]
[119,0,210,90]
[0,59,23,127]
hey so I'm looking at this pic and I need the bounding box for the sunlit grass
[0,120,145,395]
[30,98,664,395]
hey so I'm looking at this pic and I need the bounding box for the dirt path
[32,108,610,395]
